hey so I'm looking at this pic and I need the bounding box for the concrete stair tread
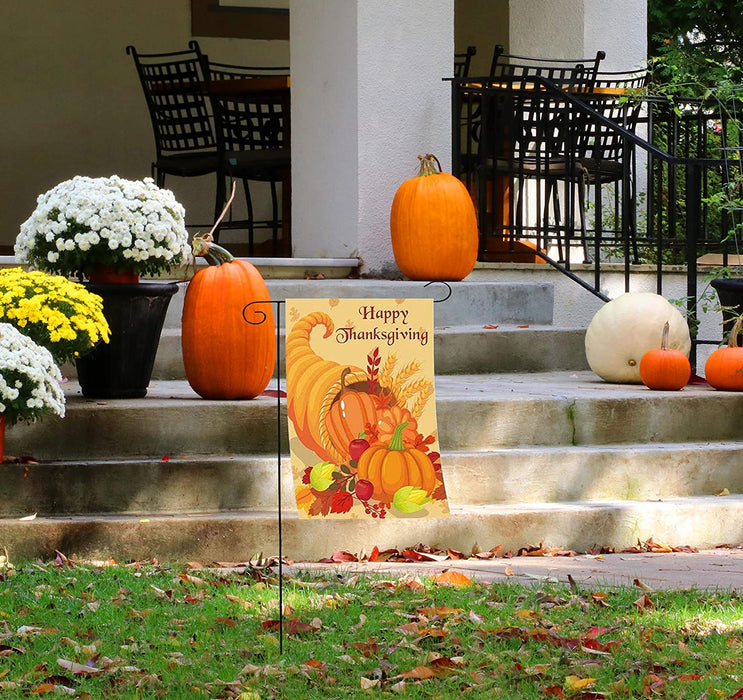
[1,496,741,562]
[61,372,725,403]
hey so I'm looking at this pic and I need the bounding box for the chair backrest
[454,46,477,78]
[490,44,605,88]
[126,42,216,156]
[481,46,606,163]
[576,69,649,162]
[201,59,290,152]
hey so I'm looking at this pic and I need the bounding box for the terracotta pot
[88,266,140,284]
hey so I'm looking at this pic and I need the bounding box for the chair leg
[269,180,280,256]
[213,173,227,243]
[241,179,255,256]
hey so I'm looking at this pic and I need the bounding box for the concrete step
[1,496,741,563]
[8,374,743,460]
[3,442,740,518]
[12,373,743,457]
[161,278,556,330]
[121,324,589,381]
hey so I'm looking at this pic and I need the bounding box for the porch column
[509,0,646,70]
[290,0,454,277]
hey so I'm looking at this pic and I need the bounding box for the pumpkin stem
[417,153,443,177]
[728,315,743,348]
[389,421,409,451]
[660,321,670,351]
[192,232,235,266]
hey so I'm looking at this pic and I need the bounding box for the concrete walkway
[289,547,743,591]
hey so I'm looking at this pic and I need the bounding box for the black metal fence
[451,75,743,365]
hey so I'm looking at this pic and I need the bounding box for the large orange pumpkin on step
[390,154,478,281]
[182,235,275,399]
[705,315,743,391]
[356,422,437,504]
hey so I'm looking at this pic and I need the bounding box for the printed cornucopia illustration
[285,299,449,519]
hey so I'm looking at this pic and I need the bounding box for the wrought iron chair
[126,42,218,214]
[200,57,291,255]
[474,46,605,261]
[564,69,649,262]
[454,46,477,78]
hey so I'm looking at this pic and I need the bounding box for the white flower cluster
[0,323,65,424]
[15,175,191,272]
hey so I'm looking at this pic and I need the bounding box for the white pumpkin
[585,292,691,383]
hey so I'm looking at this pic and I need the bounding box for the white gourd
[585,292,691,383]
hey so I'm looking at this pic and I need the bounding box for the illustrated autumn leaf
[308,488,335,517]
[330,489,354,514]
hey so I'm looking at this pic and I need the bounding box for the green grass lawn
[0,556,741,698]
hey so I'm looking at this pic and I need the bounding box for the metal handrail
[450,75,741,368]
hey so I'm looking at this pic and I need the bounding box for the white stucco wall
[290,0,453,276]
[509,0,646,70]
[584,0,647,71]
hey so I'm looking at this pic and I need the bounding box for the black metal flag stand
[241,281,452,654]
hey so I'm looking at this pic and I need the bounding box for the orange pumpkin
[705,315,743,391]
[325,368,379,462]
[390,154,478,281]
[182,235,275,399]
[356,422,436,504]
[376,404,418,445]
[639,321,691,391]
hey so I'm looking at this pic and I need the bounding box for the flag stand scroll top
[285,298,449,519]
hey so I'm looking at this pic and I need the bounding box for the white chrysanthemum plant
[15,176,191,281]
[0,323,65,427]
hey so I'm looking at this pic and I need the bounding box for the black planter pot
[76,282,178,399]
[710,278,743,341]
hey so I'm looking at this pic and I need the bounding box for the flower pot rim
[83,281,180,297]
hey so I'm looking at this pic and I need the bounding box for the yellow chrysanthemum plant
[0,268,110,365]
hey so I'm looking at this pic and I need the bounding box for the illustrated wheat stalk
[390,361,422,397]
[378,353,398,389]
[409,380,433,418]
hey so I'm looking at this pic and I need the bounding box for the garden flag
[285,298,449,519]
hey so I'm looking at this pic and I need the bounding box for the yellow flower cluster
[0,268,110,364]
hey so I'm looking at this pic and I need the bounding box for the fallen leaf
[18,513,37,521]
[429,570,473,587]
[504,567,515,576]
[401,665,437,679]
[633,578,654,592]
[57,658,103,676]
[565,675,597,691]
[633,594,654,613]
[716,488,730,497]
[360,677,380,689]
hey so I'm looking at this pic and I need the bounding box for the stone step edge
[11,440,743,465]
[3,495,741,522]
[0,495,740,562]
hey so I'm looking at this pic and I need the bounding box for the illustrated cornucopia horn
[285,312,366,462]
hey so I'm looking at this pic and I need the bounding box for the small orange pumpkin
[356,422,436,504]
[325,368,379,461]
[390,154,478,281]
[639,321,691,391]
[182,235,275,399]
[705,315,743,391]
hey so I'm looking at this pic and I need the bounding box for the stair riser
[160,280,555,330]
[3,445,741,517]
[9,391,743,460]
[1,498,741,562]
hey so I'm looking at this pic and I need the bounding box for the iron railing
[451,75,743,367]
